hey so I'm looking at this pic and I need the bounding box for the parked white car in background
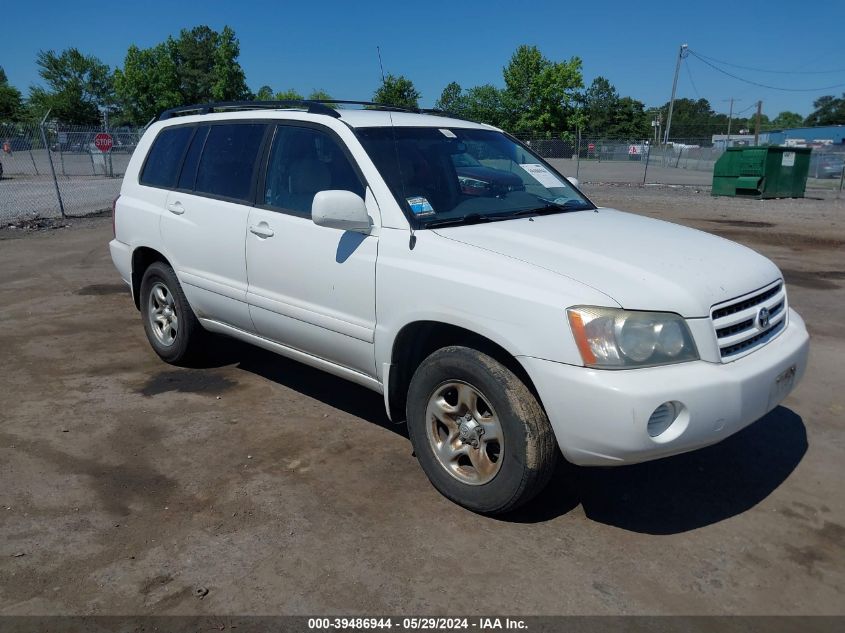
[110,100,810,514]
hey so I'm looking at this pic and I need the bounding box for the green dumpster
[712,146,811,198]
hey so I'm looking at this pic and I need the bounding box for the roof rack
[158,100,343,120]
[317,99,419,113]
[418,107,479,123]
[158,99,433,121]
[157,99,482,125]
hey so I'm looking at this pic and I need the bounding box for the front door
[246,123,378,377]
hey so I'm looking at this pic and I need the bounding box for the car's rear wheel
[140,261,202,364]
[406,346,558,514]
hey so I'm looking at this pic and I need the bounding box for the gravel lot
[0,185,843,616]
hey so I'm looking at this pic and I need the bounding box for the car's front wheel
[406,346,559,514]
[140,261,202,364]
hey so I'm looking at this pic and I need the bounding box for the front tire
[406,346,558,514]
[140,261,202,364]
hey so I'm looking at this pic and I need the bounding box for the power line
[687,50,845,92]
[692,50,845,75]
[733,102,757,115]
[683,58,701,98]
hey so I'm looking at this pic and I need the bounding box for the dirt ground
[1,185,843,616]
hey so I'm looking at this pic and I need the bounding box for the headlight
[567,306,699,369]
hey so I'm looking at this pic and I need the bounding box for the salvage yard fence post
[576,128,581,181]
[39,110,65,218]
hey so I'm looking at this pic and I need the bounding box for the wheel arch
[386,320,540,423]
[131,246,171,310]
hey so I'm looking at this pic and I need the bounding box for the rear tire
[406,346,558,514]
[140,261,203,364]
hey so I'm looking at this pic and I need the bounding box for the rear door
[245,122,378,377]
[160,122,269,332]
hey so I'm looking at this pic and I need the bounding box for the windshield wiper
[424,200,592,228]
[424,213,494,228]
[507,199,593,218]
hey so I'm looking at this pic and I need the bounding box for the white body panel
[161,190,254,331]
[432,209,782,318]
[245,190,380,377]
[111,107,810,469]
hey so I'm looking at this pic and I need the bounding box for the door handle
[249,223,275,238]
[167,201,185,215]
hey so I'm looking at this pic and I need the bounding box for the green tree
[275,89,303,101]
[28,48,114,124]
[502,45,583,137]
[172,26,218,104]
[463,84,508,128]
[769,111,803,130]
[373,74,420,110]
[804,94,845,126]
[308,89,333,101]
[255,85,274,101]
[659,98,718,139]
[114,43,181,124]
[0,67,24,120]
[582,76,619,134]
[114,25,251,123]
[435,81,466,115]
[608,97,650,138]
[211,26,250,101]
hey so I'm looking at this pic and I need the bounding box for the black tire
[406,346,558,514]
[139,261,203,364]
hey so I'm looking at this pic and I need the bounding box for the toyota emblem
[758,307,770,329]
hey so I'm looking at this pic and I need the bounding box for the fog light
[647,401,681,437]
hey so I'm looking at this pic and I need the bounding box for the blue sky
[3,0,845,118]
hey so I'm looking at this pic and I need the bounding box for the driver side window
[264,125,365,217]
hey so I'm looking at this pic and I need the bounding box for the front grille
[711,281,787,361]
[712,284,782,320]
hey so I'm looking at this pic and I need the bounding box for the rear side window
[195,123,266,202]
[177,127,208,190]
[139,126,193,188]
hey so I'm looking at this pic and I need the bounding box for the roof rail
[418,107,479,123]
[156,99,483,124]
[158,100,342,121]
[316,100,418,113]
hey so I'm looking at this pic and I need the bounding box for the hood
[432,208,781,317]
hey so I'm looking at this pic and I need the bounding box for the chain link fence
[2,120,843,223]
[0,121,143,222]
[521,134,844,191]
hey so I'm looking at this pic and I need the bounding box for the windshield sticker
[407,196,435,216]
[439,128,457,138]
[519,163,566,189]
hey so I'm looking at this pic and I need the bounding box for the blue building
[765,125,845,146]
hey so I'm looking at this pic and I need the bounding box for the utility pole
[663,43,688,144]
[651,110,662,145]
[723,97,740,148]
[754,100,763,145]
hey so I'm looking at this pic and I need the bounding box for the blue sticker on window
[407,196,435,216]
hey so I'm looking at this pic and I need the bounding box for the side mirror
[567,177,580,187]
[312,190,370,233]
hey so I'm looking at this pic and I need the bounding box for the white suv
[110,100,810,514]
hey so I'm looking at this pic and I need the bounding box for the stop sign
[94,133,113,153]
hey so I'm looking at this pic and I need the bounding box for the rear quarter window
[139,126,193,188]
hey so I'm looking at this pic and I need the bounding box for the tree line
[1,26,842,139]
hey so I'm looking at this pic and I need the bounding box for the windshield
[355,127,595,227]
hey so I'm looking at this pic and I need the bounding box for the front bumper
[520,308,810,466]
